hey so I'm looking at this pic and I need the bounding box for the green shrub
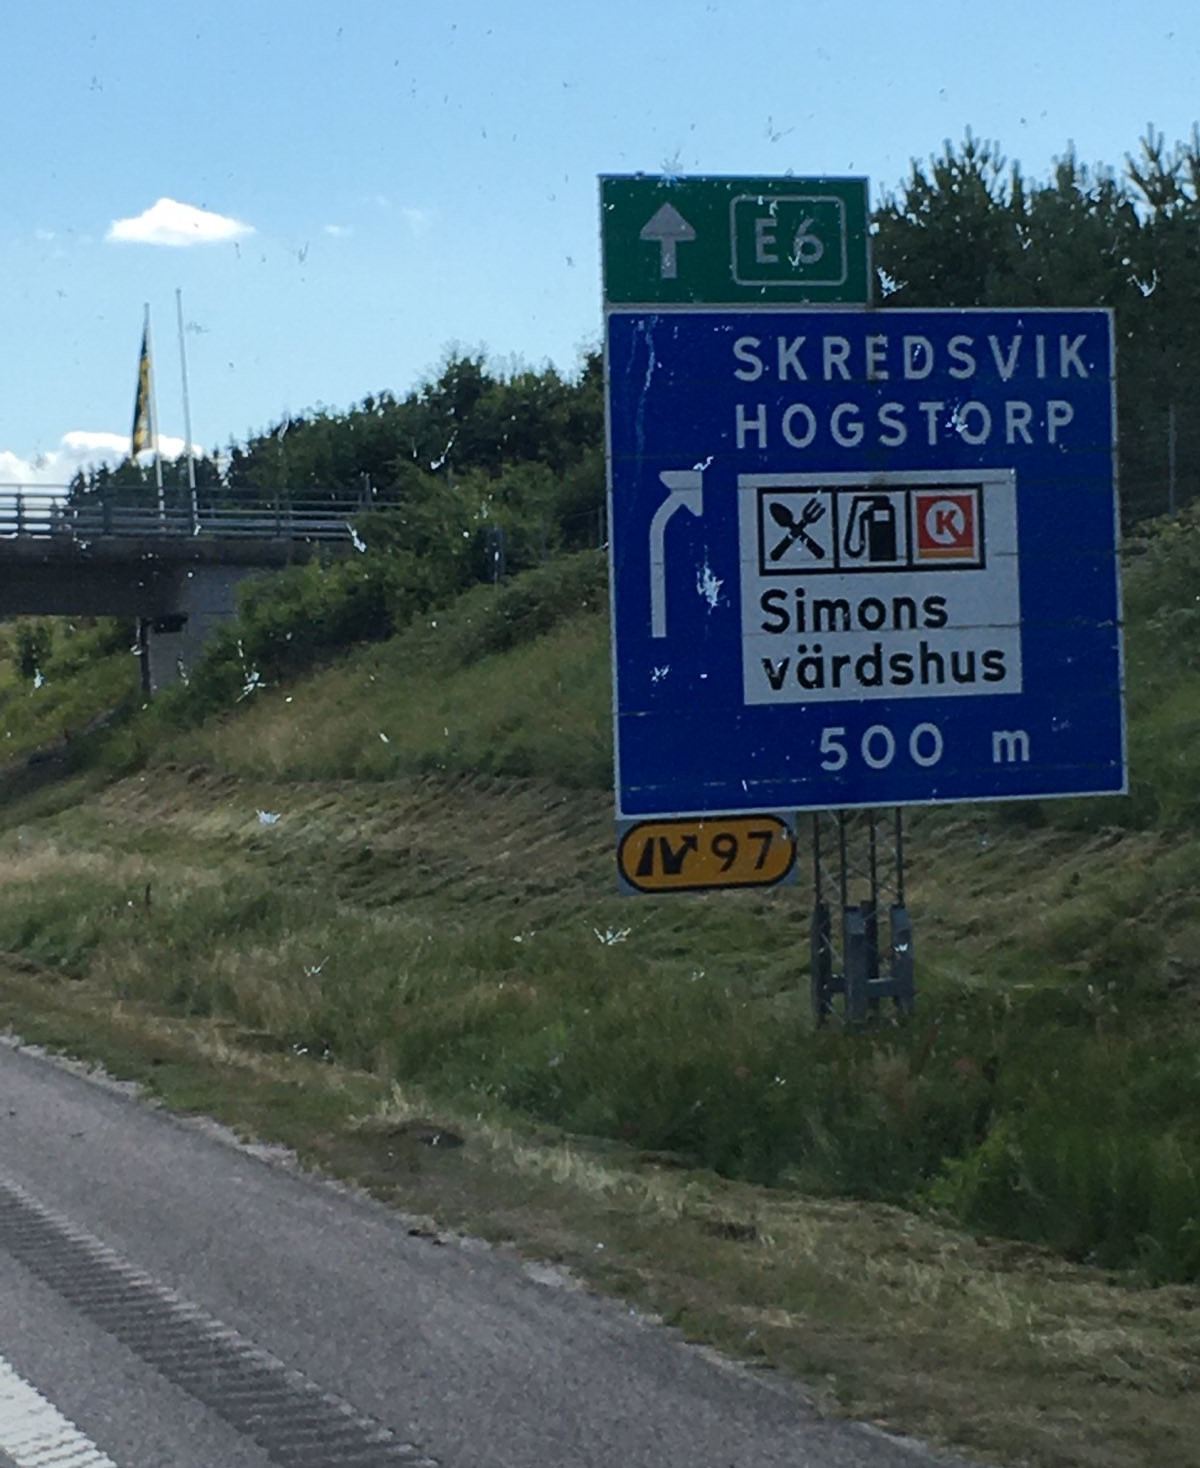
[12,619,54,680]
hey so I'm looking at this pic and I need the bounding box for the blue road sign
[606,308,1123,818]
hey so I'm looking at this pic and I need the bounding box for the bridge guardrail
[0,486,364,542]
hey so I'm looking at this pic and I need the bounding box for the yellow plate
[617,814,797,894]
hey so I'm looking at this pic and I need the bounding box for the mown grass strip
[1,960,1197,1468]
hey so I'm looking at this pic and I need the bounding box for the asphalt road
[0,1038,982,1468]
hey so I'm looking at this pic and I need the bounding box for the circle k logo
[914,489,981,564]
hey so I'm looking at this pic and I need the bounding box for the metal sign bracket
[810,809,914,1024]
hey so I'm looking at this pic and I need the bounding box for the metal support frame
[810,808,915,1024]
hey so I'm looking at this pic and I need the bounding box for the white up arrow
[639,203,696,280]
[649,469,704,639]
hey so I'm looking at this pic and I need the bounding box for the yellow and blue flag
[131,324,152,457]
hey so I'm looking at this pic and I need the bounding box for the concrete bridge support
[0,533,336,696]
[140,564,264,694]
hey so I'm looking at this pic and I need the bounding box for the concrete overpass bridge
[0,484,363,691]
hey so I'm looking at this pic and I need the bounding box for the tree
[874,128,1200,522]
[873,133,1021,306]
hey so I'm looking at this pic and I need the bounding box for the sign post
[601,175,1123,1017]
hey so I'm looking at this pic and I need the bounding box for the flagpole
[144,302,165,519]
[175,288,198,531]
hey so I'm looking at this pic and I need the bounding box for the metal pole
[865,809,880,996]
[894,808,905,905]
[890,807,914,1015]
[810,812,833,1024]
[176,288,198,531]
[867,811,878,899]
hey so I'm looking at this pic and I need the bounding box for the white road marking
[0,1352,119,1467]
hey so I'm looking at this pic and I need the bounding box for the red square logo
[913,490,980,563]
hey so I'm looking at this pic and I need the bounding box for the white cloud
[0,431,198,487]
[401,207,433,236]
[107,197,254,248]
[323,223,352,238]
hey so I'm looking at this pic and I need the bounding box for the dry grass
[0,763,1198,1467]
[3,956,1197,1468]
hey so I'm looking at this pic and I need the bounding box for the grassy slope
[0,544,1198,1466]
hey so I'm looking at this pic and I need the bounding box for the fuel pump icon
[842,494,899,564]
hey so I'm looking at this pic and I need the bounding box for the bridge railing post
[15,491,24,537]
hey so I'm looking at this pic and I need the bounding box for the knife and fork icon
[767,496,826,561]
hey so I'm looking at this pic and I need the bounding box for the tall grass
[0,618,138,763]
[4,535,1200,1282]
[96,551,612,788]
[1047,507,1200,832]
[1,807,1197,1282]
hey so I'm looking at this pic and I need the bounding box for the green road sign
[601,175,870,306]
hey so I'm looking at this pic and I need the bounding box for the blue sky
[2,0,1196,484]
